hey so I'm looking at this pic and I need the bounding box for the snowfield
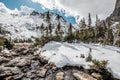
[38,41,120,79]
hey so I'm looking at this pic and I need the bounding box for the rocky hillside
[0,43,119,80]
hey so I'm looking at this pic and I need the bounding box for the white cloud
[31,0,78,17]
[31,0,116,23]
[0,2,35,15]
[20,6,35,14]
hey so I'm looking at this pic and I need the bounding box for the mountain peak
[111,0,120,21]
[0,2,11,13]
[30,10,40,16]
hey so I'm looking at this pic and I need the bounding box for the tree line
[35,12,120,47]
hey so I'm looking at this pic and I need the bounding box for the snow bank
[39,41,120,79]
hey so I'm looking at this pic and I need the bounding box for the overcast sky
[0,0,116,23]
[31,0,116,22]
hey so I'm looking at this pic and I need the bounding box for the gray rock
[26,71,32,78]
[13,73,24,80]
[0,66,21,77]
[73,71,97,80]
[22,77,31,80]
[6,56,31,67]
[38,68,47,78]
[0,56,10,63]
[91,73,102,80]
[111,0,120,21]
[64,71,74,80]
[5,76,14,80]
[56,72,64,80]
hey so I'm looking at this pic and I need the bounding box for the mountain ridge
[0,2,71,41]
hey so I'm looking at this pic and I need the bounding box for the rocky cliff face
[111,0,120,21]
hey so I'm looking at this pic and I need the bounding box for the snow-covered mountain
[0,2,70,40]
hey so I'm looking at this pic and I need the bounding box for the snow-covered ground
[38,41,120,79]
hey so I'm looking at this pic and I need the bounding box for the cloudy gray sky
[31,0,116,22]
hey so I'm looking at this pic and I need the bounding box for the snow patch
[38,41,120,79]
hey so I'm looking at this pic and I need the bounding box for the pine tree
[68,23,72,35]
[104,29,114,45]
[46,11,50,23]
[55,22,63,41]
[113,23,120,46]
[0,27,2,34]
[95,15,101,40]
[95,15,100,27]
[57,22,61,32]
[79,19,82,27]
[45,27,49,37]
[88,13,92,28]
[57,15,60,21]
[106,17,112,29]
[80,18,86,29]
[65,23,74,43]
[55,22,61,36]
[40,23,44,36]
[48,23,52,36]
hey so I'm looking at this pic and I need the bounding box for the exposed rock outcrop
[111,0,120,21]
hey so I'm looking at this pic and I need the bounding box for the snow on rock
[2,48,10,54]
[39,41,120,79]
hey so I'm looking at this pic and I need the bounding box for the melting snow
[38,41,120,79]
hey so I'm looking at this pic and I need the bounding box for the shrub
[4,39,14,50]
[86,53,92,62]
[64,34,75,43]
[80,54,85,58]
[0,38,6,46]
[100,60,108,68]
[0,46,3,52]
[0,69,4,74]
[86,48,92,62]
[34,36,52,47]
[0,38,14,50]
[92,59,108,68]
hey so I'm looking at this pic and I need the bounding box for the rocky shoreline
[0,45,119,80]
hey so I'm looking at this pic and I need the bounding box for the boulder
[6,56,31,67]
[39,55,48,64]
[56,72,64,80]
[39,68,47,78]
[13,73,24,80]
[21,77,31,80]
[64,71,74,80]
[15,47,27,53]
[91,73,102,80]
[0,56,10,64]
[0,66,21,77]
[73,71,97,80]
[5,76,14,80]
